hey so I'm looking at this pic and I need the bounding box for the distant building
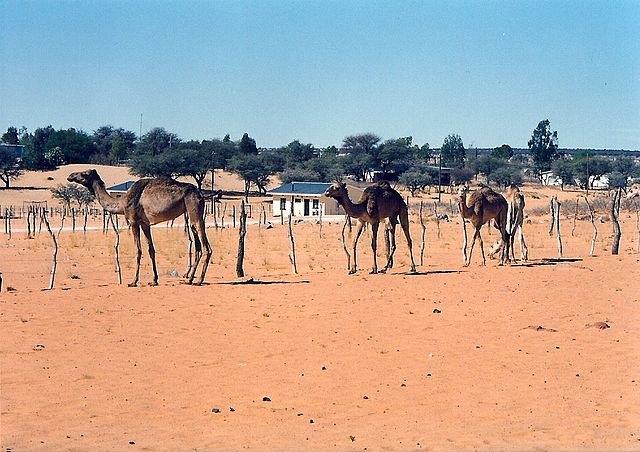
[106,180,135,194]
[268,181,364,217]
[0,144,26,160]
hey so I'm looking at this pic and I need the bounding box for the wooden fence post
[40,210,58,290]
[611,188,622,255]
[433,202,441,239]
[109,213,122,285]
[288,212,298,274]
[236,201,247,277]
[582,195,598,256]
[419,200,426,266]
[571,198,579,236]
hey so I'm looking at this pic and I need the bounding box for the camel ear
[339,182,346,188]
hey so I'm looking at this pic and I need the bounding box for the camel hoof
[128,282,137,287]
[369,269,378,275]
[148,281,158,286]
[409,267,417,273]
[348,269,357,275]
[379,268,388,274]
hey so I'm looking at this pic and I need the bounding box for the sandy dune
[1,176,639,450]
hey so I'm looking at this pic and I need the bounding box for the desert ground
[1,166,640,450]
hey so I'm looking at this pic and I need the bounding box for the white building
[268,182,364,217]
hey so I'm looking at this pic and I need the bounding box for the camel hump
[125,179,154,210]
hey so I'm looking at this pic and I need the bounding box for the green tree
[399,165,433,195]
[341,133,380,181]
[488,165,523,189]
[0,145,23,188]
[228,153,283,201]
[93,125,137,163]
[450,167,474,185]
[238,132,258,155]
[440,133,466,168]
[572,155,611,189]
[376,137,414,175]
[137,127,180,156]
[281,140,316,166]
[22,125,56,169]
[491,144,513,160]
[416,143,432,162]
[607,172,628,189]
[201,138,236,170]
[551,159,575,190]
[528,119,559,179]
[1,126,19,145]
[46,128,94,163]
[472,155,505,179]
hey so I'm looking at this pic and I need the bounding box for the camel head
[324,181,347,199]
[67,169,102,192]
[456,184,469,199]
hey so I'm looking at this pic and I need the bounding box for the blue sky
[1,0,638,150]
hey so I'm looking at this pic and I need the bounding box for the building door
[303,199,310,216]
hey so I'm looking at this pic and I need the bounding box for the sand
[1,173,639,451]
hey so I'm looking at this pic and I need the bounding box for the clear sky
[1,0,639,150]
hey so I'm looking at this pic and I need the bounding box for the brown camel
[68,169,212,286]
[324,181,417,274]
[457,185,510,266]
[489,184,528,261]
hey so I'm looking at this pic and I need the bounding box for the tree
[551,159,575,190]
[607,172,628,189]
[137,127,180,156]
[488,165,523,189]
[238,132,258,155]
[279,167,322,184]
[0,145,23,188]
[228,153,283,201]
[281,140,316,166]
[528,119,559,179]
[1,126,19,145]
[93,125,136,163]
[491,144,513,160]
[572,155,611,189]
[341,133,380,181]
[22,125,56,169]
[45,128,94,163]
[450,167,474,185]
[416,143,432,162]
[440,133,466,168]
[375,137,414,175]
[472,155,505,179]
[201,138,235,170]
[399,166,433,195]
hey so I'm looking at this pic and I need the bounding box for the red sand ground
[1,169,639,450]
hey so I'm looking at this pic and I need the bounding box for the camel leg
[350,221,365,274]
[187,225,202,284]
[129,223,143,287]
[498,228,510,266]
[193,219,212,285]
[399,209,417,272]
[466,228,480,266]
[382,221,397,273]
[384,223,392,269]
[370,221,379,274]
[519,226,528,261]
[141,224,159,286]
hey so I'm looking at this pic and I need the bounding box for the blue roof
[268,182,331,196]
[107,180,136,192]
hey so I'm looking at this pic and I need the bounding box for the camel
[324,181,417,274]
[68,169,212,286]
[489,184,528,261]
[457,185,510,266]
[627,185,640,200]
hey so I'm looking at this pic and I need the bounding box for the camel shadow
[400,269,465,276]
[213,278,311,286]
[510,257,583,268]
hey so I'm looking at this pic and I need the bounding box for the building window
[313,199,319,209]
[280,198,286,210]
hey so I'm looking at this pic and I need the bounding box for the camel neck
[92,179,124,214]
[458,194,473,218]
[336,191,366,218]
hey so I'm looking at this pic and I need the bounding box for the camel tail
[507,194,523,235]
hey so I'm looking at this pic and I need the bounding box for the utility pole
[438,155,442,202]
[586,152,590,197]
